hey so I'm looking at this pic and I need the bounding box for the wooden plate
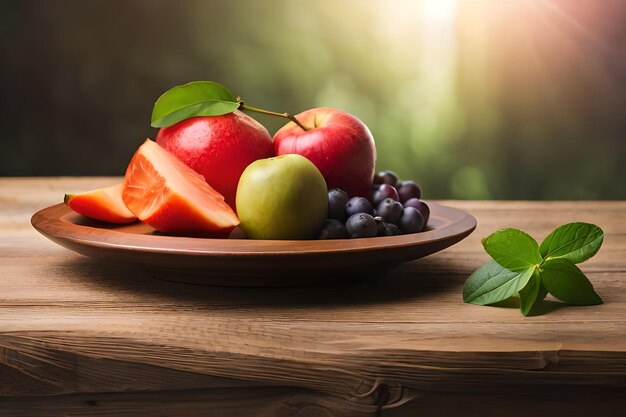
[31,202,476,287]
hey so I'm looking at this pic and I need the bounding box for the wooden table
[1,178,625,416]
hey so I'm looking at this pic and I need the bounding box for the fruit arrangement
[64,81,429,240]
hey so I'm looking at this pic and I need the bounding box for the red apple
[156,110,274,209]
[273,108,376,198]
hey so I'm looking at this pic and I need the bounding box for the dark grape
[373,172,385,185]
[376,198,403,224]
[318,219,349,239]
[372,184,399,205]
[375,216,386,236]
[398,207,425,234]
[345,197,374,217]
[382,223,402,236]
[376,220,402,236]
[346,213,378,238]
[397,181,421,202]
[403,198,430,226]
[403,198,420,209]
[378,170,399,187]
[328,188,350,222]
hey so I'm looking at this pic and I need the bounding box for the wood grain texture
[1,178,625,416]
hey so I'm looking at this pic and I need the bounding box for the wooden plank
[0,387,379,417]
[1,178,625,413]
[1,386,624,417]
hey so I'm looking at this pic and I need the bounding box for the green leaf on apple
[151,81,240,128]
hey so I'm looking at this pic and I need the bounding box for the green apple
[236,154,328,239]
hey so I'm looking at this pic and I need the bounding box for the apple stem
[238,101,308,131]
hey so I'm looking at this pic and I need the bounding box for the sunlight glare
[422,0,458,23]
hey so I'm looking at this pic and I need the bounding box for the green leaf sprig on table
[463,222,604,316]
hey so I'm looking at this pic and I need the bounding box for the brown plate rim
[31,202,476,257]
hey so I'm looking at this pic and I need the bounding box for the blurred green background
[1,0,624,199]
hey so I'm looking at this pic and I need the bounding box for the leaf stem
[238,100,308,131]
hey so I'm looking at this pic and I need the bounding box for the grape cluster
[318,170,430,239]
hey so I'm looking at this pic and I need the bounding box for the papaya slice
[122,139,239,236]
[64,183,136,223]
